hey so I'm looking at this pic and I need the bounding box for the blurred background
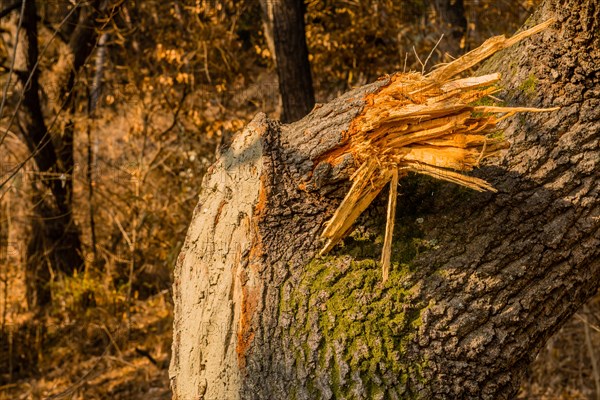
[0,0,597,398]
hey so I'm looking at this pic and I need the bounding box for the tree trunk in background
[434,0,468,53]
[9,0,102,307]
[258,0,276,64]
[170,0,599,398]
[267,0,315,123]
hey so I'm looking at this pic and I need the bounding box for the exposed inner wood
[319,20,559,271]
[381,169,399,281]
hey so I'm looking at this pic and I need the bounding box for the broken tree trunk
[170,0,600,398]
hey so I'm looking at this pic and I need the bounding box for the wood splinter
[318,19,560,280]
[381,170,398,282]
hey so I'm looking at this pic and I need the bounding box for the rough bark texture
[270,0,315,123]
[170,0,600,398]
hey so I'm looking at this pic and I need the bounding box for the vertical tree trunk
[8,0,103,307]
[170,0,600,398]
[434,0,468,53]
[258,0,276,63]
[268,0,315,123]
[12,0,83,307]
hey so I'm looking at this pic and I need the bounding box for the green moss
[469,94,497,108]
[278,177,447,398]
[282,250,432,398]
[518,72,537,95]
[487,130,505,140]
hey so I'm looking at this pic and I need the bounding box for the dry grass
[0,292,172,400]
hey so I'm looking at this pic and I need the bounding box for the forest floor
[4,291,600,399]
[1,291,172,400]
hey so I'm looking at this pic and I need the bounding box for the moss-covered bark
[280,253,431,399]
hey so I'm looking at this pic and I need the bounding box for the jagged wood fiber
[319,20,558,279]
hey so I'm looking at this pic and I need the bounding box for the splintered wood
[319,19,559,282]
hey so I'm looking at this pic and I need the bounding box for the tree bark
[10,0,83,307]
[170,0,600,398]
[268,0,315,123]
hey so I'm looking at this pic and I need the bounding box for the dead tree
[170,0,600,398]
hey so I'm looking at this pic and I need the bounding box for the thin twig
[422,34,444,75]
[412,45,424,72]
[576,313,600,335]
[0,0,21,20]
[0,0,83,150]
[45,351,107,400]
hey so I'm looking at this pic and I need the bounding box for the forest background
[0,0,597,398]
